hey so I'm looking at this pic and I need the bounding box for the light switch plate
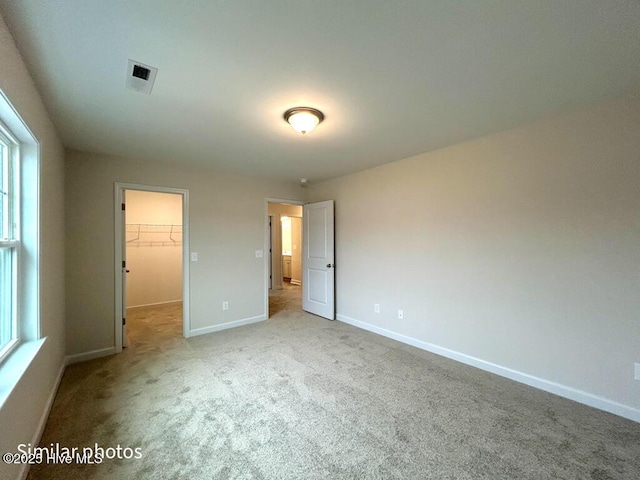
[191,252,199,262]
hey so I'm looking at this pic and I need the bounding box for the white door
[302,200,335,320]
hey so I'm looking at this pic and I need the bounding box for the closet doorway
[115,183,190,353]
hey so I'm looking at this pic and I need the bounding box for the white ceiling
[1,1,639,183]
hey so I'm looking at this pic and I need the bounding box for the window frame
[0,121,20,363]
[0,89,40,417]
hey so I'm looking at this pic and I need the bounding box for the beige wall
[66,151,305,354]
[0,13,66,480]
[126,190,183,308]
[309,94,640,419]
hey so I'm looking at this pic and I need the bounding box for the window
[0,122,19,361]
[0,90,39,373]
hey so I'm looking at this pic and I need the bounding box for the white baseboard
[65,347,117,365]
[19,360,66,480]
[337,314,640,424]
[127,299,182,309]
[189,315,267,337]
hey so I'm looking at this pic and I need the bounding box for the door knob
[326,264,335,268]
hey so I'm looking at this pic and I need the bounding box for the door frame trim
[114,182,190,353]
[264,198,305,318]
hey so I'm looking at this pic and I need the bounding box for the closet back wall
[126,190,183,308]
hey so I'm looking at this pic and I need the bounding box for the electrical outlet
[374,304,380,313]
[255,250,263,258]
[635,363,640,381]
[398,309,404,320]
[222,301,229,311]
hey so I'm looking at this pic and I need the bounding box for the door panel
[308,269,328,303]
[302,200,335,320]
[308,208,328,258]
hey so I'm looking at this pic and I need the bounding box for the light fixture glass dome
[284,107,324,134]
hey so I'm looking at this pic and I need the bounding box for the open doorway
[125,190,183,346]
[115,183,190,354]
[267,201,303,317]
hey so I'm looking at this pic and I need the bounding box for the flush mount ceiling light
[284,107,324,134]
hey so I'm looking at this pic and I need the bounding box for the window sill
[0,338,46,410]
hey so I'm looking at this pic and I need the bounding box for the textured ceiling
[1,0,639,183]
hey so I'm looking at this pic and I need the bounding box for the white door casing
[302,200,335,320]
[121,189,128,347]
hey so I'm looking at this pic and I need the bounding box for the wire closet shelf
[126,223,183,246]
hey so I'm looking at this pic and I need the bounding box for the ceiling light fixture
[284,107,324,134]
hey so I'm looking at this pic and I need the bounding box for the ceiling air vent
[132,64,150,80]
[125,59,158,95]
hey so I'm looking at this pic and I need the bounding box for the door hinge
[121,203,126,211]
[122,317,126,326]
[122,260,126,268]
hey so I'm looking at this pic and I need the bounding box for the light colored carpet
[27,291,640,479]
[269,282,302,317]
